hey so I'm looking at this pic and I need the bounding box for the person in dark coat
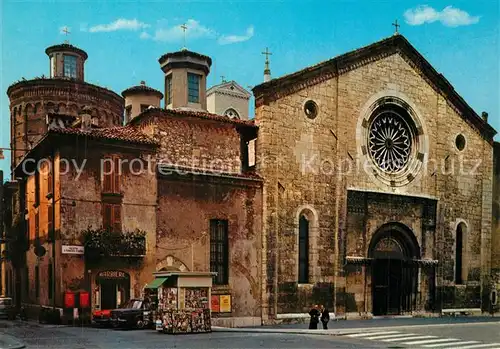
[320,306,330,330]
[308,305,320,329]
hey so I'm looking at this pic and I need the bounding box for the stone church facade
[253,34,497,320]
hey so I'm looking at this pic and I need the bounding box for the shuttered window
[210,219,229,285]
[103,203,122,232]
[102,156,120,194]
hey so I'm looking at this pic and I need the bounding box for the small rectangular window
[210,219,229,285]
[102,156,120,194]
[103,203,121,232]
[140,104,149,113]
[187,73,200,103]
[63,55,77,78]
[166,75,172,105]
[125,106,132,122]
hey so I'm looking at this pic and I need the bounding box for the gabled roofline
[252,34,497,143]
[207,80,252,98]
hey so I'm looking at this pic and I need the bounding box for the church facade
[253,34,497,320]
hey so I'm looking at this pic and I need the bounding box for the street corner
[0,334,25,349]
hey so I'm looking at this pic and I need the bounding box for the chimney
[482,111,488,122]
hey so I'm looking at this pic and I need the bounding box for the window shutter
[103,160,111,192]
[47,167,53,195]
[113,205,122,232]
[113,157,120,193]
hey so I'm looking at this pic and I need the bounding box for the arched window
[298,215,309,284]
[224,108,239,119]
[455,222,466,284]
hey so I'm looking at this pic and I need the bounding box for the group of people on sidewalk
[308,305,332,330]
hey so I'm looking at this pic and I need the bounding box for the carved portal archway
[369,222,420,316]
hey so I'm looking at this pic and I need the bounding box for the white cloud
[140,19,253,45]
[139,31,151,40]
[404,5,480,27]
[150,19,215,42]
[88,18,150,33]
[218,26,254,45]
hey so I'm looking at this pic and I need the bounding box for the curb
[0,334,26,349]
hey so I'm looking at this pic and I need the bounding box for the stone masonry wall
[255,51,494,318]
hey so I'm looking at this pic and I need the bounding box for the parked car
[110,299,154,329]
[0,297,15,320]
[92,309,113,327]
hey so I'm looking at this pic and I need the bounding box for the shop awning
[144,277,168,289]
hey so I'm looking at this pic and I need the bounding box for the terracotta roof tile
[121,83,163,98]
[130,107,257,128]
[49,126,157,145]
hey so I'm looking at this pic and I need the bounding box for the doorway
[96,270,130,310]
[369,223,419,316]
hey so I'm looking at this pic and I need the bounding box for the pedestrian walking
[308,305,320,329]
[320,305,330,330]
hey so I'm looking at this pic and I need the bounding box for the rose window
[368,111,412,173]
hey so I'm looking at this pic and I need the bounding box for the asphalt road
[1,318,499,349]
[0,321,385,349]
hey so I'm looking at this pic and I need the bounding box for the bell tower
[158,50,212,111]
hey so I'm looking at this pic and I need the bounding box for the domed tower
[45,43,87,80]
[158,50,212,110]
[7,42,124,170]
[121,81,163,123]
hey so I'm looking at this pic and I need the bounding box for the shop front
[144,271,215,334]
[94,270,130,311]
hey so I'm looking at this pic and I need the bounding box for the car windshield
[121,300,142,309]
[0,298,12,306]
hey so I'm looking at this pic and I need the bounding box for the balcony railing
[83,229,146,258]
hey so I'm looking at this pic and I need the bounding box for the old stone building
[252,33,497,320]
[492,141,500,312]
[5,42,262,326]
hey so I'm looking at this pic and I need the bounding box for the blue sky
[1,0,499,179]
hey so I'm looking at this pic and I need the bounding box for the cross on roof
[221,75,226,83]
[392,20,400,35]
[261,47,272,62]
[180,23,188,50]
[61,26,70,43]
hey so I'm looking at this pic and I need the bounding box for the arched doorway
[369,223,420,316]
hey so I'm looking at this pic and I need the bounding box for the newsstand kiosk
[144,271,215,334]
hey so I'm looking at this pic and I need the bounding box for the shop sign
[211,295,220,312]
[62,245,84,255]
[64,292,75,308]
[96,270,129,280]
[219,295,231,313]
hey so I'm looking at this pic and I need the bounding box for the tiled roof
[49,126,157,145]
[130,107,258,128]
[122,84,163,98]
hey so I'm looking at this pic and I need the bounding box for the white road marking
[451,344,500,349]
[403,338,462,345]
[382,335,438,342]
[365,333,415,340]
[346,331,400,337]
[422,340,480,348]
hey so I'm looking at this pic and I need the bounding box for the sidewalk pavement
[212,316,500,336]
[0,334,25,349]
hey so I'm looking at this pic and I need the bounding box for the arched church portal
[369,223,420,316]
